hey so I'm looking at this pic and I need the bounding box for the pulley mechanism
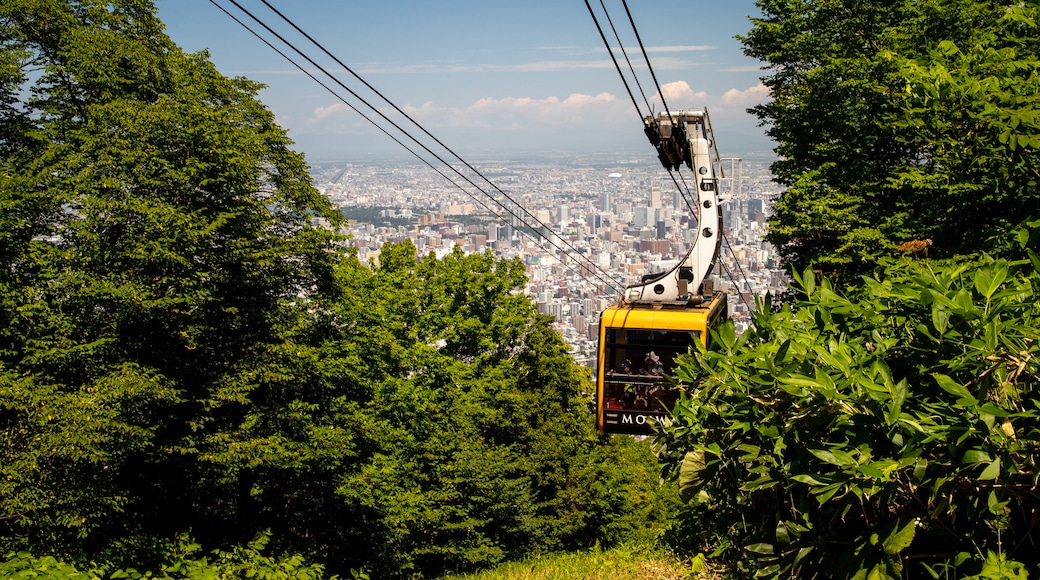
[622,109,722,305]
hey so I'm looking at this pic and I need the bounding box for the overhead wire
[212,0,624,294]
[619,0,676,124]
[584,1,697,221]
[595,0,656,119]
[206,2,497,217]
[584,0,699,217]
[582,0,643,125]
[251,0,623,293]
[614,0,702,221]
[589,0,756,313]
[591,0,701,222]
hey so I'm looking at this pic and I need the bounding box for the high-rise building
[747,198,764,218]
[633,207,655,227]
[650,185,662,208]
[639,239,670,254]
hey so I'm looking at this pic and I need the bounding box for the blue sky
[155,0,771,161]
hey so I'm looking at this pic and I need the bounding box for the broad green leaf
[810,448,856,467]
[962,450,991,464]
[793,546,814,566]
[1028,249,1040,273]
[978,458,1001,481]
[745,543,774,555]
[792,474,827,486]
[974,268,998,300]
[802,267,816,296]
[979,402,1011,418]
[815,483,843,504]
[881,519,916,554]
[677,451,707,501]
[932,373,977,405]
[742,475,779,491]
[774,339,792,365]
[931,305,950,336]
[857,463,887,480]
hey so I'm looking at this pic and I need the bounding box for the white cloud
[720,83,770,107]
[313,102,355,121]
[305,83,770,136]
[640,81,771,114]
[461,92,621,128]
[400,101,467,126]
[651,80,709,108]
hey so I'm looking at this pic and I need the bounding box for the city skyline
[155,0,773,161]
[310,157,786,364]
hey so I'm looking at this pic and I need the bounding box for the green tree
[744,0,1040,274]
[658,240,1040,577]
[284,244,676,578]
[0,0,341,561]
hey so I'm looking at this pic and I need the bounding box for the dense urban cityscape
[309,152,788,368]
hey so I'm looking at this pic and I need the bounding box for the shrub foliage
[659,246,1040,578]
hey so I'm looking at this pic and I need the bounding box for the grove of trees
[0,1,673,578]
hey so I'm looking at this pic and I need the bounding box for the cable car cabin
[596,292,727,434]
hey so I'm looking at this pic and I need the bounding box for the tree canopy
[655,3,1040,575]
[0,2,673,577]
[2,0,342,557]
[744,0,1040,275]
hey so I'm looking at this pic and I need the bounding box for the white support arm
[623,110,722,304]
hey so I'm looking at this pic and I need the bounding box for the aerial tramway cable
[583,1,698,215]
[585,0,755,314]
[596,0,656,119]
[206,2,512,230]
[250,0,623,293]
[212,0,624,294]
[619,0,676,122]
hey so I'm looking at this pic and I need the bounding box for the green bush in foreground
[0,533,331,579]
[658,243,1040,578]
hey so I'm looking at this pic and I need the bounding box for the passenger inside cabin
[643,351,664,375]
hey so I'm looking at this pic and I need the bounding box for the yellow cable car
[596,293,727,434]
[596,109,727,434]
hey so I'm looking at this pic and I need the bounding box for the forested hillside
[0,1,672,578]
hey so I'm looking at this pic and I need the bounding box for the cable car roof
[600,298,723,332]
